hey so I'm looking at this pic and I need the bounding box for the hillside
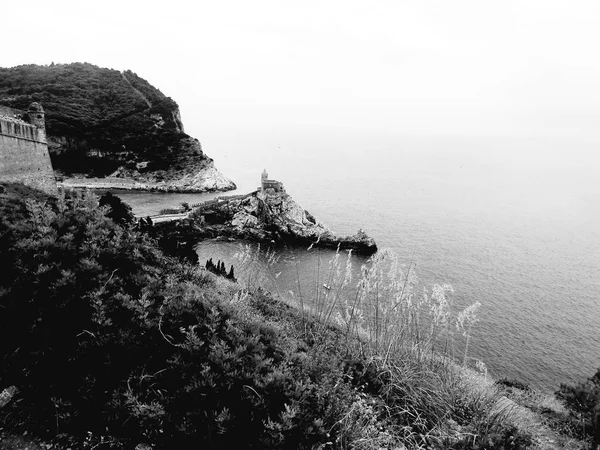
[0,183,595,449]
[0,63,235,192]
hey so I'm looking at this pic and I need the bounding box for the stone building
[0,102,57,196]
[260,169,285,195]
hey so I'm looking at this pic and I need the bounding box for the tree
[99,191,135,225]
[227,265,236,281]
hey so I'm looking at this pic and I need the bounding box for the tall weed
[218,242,531,448]
[230,243,482,367]
[232,243,280,294]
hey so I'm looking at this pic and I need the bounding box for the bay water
[115,131,600,392]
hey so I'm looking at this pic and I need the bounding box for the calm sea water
[115,132,600,392]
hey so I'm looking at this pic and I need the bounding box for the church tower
[261,169,268,192]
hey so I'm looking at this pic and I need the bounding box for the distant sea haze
[118,132,600,393]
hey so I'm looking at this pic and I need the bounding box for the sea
[113,130,600,393]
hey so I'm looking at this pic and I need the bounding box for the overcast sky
[4,0,600,141]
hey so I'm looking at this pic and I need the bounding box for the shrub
[495,378,531,392]
[99,191,135,225]
[556,369,600,415]
[555,368,600,441]
[446,424,533,449]
[0,189,359,448]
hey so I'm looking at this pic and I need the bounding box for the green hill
[0,63,222,183]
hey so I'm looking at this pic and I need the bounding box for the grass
[228,241,597,449]
[496,380,592,448]
[239,244,481,368]
[226,244,533,448]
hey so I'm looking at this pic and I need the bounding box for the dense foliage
[0,63,192,175]
[98,191,135,225]
[555,369,600,440]
[0,184,361,448]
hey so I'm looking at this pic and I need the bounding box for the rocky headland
[155,187,377,254]
[0,63,235,193]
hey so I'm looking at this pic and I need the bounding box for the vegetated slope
[0,184,592,449]
[0,183,356,449]
[0,63,232,190]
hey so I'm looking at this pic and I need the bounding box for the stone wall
[0,106,19,117]
[0,104,57,196]
[0,117,43,142]
[0,134,57,196]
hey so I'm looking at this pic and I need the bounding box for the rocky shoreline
[153,189,377,254]
[58,160,236,193]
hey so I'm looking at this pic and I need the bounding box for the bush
[555,368,600,441]
[0,188,358,448]
[99,191,135,225]
[556,369,600,415]
[447,424,533,449]
[495,378,531,392]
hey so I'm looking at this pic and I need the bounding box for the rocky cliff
[187,191,377,253]
[0,63,235,192]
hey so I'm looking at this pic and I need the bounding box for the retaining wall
[0,103,57,196]
[0,133,57,196]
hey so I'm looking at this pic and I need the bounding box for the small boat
[323,284,331,290]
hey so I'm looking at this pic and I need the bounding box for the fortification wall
[0,133,57,196]
[0,103,57,196]
[0,117,45,143]
[0,105,22,118]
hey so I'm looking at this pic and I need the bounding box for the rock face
[0,63,235,193]
[58,137,235,193]
[189,191,377,254]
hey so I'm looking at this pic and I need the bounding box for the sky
[4,0,600,142]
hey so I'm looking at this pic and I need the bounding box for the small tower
[261,169,268,192]
[27,102,46,143]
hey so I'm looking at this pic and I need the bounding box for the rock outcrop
[187,190,377,253]
[58,137,235,192]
